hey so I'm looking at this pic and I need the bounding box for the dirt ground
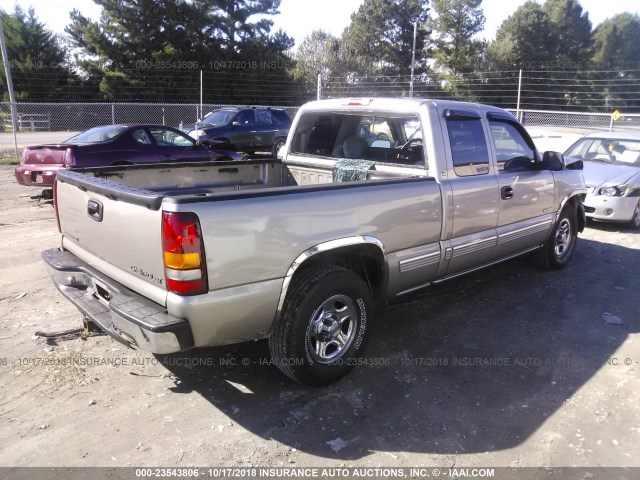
[0,164,638,470]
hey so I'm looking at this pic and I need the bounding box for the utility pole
[0,18,19,161]
[409,20,417,98]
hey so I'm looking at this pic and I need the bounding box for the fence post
[0,19,19,161]
[317,73,322,101]
[516,69,522,122]
[111,104,115,125]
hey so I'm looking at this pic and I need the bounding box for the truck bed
[59,158,429,205]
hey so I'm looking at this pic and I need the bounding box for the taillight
[162,212,208,296]
[53,179,61,233]
[63,148,75,167]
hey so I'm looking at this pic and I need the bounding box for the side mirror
[277,144,286,160]
[541,151,565,171]
[232,121,241,127]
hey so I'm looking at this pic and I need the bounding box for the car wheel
[272,138,286,158]
[538,205,578,270]
[268,266,374,386]
[629,200,640,230]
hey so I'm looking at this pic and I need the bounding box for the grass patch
[0,148,20,165]
[11,349,99,387]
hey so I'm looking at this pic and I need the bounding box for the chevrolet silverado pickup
[43,98,586,385]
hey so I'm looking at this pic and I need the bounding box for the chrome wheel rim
[307,295,357,364]
[554,218,572,258]
[633,204,640,228]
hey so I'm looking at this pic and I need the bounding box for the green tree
[66,0,298,103]
[429,0,485,76]
[591,13,640,111]
[340,0,430,77]
[483,0,597,109]
[486,1,555,71]
[0,6,76,101]
[292,30,340,92]
[544,0,592,65]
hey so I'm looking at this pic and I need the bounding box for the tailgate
[55,170,167,306]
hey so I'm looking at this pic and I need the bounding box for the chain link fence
[506,109,640,131]
[1,101,639,156]
[0,103,300,133]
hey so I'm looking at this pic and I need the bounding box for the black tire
[268,266,374,386]
[538,205,578,270]
[272,137,286,158]
[628,200,640,230]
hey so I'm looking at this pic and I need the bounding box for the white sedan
[564,131,640,229]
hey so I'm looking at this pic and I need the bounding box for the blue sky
[1,0,639,46]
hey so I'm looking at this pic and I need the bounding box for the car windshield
[200,110,237,126]
[565,138,640,166]
[66,125,128,143]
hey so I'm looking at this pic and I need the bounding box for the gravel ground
[0,164,638,470]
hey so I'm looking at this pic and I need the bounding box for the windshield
[66,125,127,143]
[565,138,640,166]
[200,110,237,126]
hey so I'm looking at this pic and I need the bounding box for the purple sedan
[15,124,243,189]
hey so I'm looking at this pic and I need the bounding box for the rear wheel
[538,205,578,269]
[268,266,374,386]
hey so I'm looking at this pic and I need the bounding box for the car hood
[582,160,640,187]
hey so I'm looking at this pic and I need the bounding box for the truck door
[441,108,500,275]
[486,112,555,259]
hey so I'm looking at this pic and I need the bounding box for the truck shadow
[160,237,639,459]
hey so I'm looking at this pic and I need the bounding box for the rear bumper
[42,248,193,354]
[14,165,62,187]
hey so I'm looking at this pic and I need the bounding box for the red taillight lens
[162,211,208,296]
[53,179,61,233]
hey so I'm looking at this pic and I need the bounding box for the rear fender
[274,236,388,325]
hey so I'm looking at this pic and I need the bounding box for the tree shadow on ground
[160,237,639,459]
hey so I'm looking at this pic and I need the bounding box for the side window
[255,109,273,125]
[489,120,536,172]
[132,129,153,145]
[235,110,254,126]
[272,110,291,125]
[148,127,195,147]
[446,117,490,176]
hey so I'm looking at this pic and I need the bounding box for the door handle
[87,199,104,222]
[501,186,514,200]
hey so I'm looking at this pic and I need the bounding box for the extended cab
[43,98,586,385]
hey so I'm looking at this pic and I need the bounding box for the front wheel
[538,206,578,269]
[272,137,286,158]
[628,200,640,230]
[268,266,374,386]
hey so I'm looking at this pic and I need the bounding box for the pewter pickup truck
[43,98,586,385]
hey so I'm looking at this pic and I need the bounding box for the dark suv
[187,107,292,157]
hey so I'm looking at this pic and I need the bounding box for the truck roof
[301,97,511,115]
